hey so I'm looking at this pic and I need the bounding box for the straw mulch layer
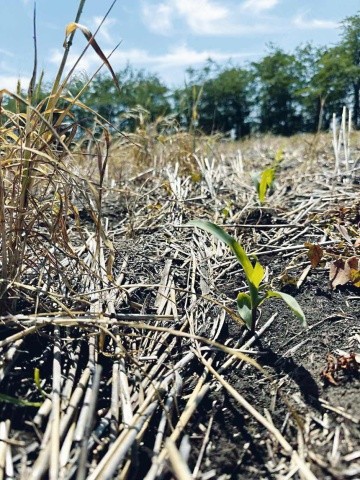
[0,133,359,479]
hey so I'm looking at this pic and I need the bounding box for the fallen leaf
[354,238,360,248]
[347,257,360,270]
[329,256,360,289]
[305,242,323,268]
[350,269,360,287]
[329,259,349,289]
[335,223,353,244]
[348,256,360,287]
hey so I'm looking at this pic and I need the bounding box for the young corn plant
[189,220,307,334]
[252,148,283,204]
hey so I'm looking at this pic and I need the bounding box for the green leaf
[236,292,253,329]
[258,167,275,203]
[34,368,47,399]
[0,393,42,408]
[188,220,254,279]
[274,148,284,166]
[34,367,41,390]
[248,260,265,289]
[266,290,307,327]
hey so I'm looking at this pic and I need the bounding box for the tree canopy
[5,12,360,137]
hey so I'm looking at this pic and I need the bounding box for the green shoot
[34,368,48,399]
[189,219,307,334]
[252,148,283,204]
[0,393,42,408]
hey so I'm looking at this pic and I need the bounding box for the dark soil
[187,282,360,479]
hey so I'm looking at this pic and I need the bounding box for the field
[0,102,359,480]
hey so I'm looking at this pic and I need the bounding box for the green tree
[296,44,351,131]
[295,43,325,132]
[311,46,351,130]
[340,13,360,128]
[173,62,252,138]
[198,66,253,138]
[71,66,171,131]
[251,46,303,135]
[172,62,215,132]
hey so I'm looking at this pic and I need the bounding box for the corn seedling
[189,220,307,334]
[252,148,283,204]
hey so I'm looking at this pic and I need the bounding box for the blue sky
[1,0,359,91]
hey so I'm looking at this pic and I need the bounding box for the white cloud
[50,49,95,73]
[0,49,14,57]
[141,0,282,36]
[151,44,251,67]
[92,16,117,44]
[174,0,229,34]
[293,13,338,30]
[137,44,259,83]
[49,44,257,84]
[241,0,280,13]
[142,0,230,35]
[0,76,31,92]
[142,2,173,33]
[51,44,254,69]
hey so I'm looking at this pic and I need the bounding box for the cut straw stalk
[165,438,193,480]
[144,364,211,480]
[0,339,23,383]
[0,420,11,480]
[75,365,102,480]
[29,367,91,480]
[87,401,159,479]
[0,316,262,372]
[50,325,61,480]
[0,163,8,298]
[152,373,183,456]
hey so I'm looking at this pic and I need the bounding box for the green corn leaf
[34,368,47,399]
[258,167,275,203]
[0,393,42,408]
[34,367,41,390]
[274,148,284,166]
[236,292,253,329]
[248,260,265,289]
[266,291,307,327]
[188,220,254,279]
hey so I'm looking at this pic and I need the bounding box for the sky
[0,0,359,92]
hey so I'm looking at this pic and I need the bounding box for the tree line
[6,13,360,138]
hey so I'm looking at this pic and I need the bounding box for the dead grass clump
[0,4,119,314]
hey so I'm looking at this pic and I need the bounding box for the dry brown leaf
[305,242,323,268]
[329,256,360,289]
[347,257,360,270]
[348,256,360,288]
[335,223,353,244]
[350,269,360,288]
[64,22,120,94]
[329,259,349,289]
